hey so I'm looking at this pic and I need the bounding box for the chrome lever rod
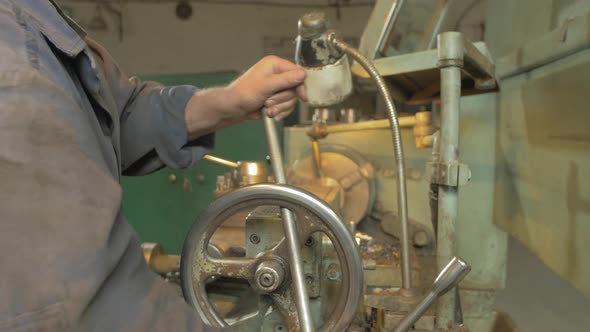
[262,108,314,332]
[394,257,471,332]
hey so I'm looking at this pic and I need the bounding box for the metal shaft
[203,154,239,169]
[321,117,416,134]
[330,35,413,291]
[436,33,463,329]
[375,0,405,57]
[262,109,314,332]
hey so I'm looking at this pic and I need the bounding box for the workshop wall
[55,1,373,75]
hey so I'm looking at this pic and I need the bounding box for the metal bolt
[196,174,205,183]
[274,325,286,332]
[249,234,261,244]
[306,274,314,285]
[304,237,315,247]
[168,174,177,183]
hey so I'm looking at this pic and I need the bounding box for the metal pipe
[311,139,323,178]
[203,154,239,169]
[327,117,415,133]
[262,108,314,332]
[328,34,413,292]
[435,32,463,329]
[375,0,406,57]
[426,0,454,50]
[306,117,417,140]
[394,257,470,332]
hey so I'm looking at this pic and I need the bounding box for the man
[0,0,305,331]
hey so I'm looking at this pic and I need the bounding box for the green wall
[122,72,274,254]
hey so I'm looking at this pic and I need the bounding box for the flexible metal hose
[328,33,413,291]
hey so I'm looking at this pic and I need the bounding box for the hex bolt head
[249,234,261,244]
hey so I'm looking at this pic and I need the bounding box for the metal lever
[393,257,470,332]
[202,154,239,169]
[262,108,314,332]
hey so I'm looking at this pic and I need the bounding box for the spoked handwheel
[180,184,362,331]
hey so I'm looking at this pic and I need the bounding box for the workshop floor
[495,237,590,332]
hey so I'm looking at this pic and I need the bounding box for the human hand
[184,56,306,141]
[227,55,306,121]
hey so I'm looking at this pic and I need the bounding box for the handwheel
[181,184,362,331]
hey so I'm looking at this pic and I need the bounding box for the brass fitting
[413,111,435,149]
[141,243,180,275]
[306,122,328,140]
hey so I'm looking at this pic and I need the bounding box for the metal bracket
[427,161,471,187]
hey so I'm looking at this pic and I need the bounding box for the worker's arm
[86,39,304,175]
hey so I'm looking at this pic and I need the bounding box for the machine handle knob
[394,257,470,332]
[432,256,471,297]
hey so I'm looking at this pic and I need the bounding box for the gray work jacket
[0,1,219,331]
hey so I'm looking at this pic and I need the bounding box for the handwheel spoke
[197,257,257,281]
[291,208,323,242]
[270,291,301,332]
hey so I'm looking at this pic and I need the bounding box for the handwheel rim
[180,184,363,331]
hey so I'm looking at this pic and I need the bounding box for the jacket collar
[16,0,87,57]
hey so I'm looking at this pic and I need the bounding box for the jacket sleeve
[85,38,214,176]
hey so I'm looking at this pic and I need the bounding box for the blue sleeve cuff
[121,84,214,175]
[153,85,215,169]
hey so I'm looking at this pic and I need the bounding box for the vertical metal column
[262,109,314,332]
[435,32,463,330]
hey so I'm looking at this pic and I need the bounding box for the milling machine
[142,2,516,331]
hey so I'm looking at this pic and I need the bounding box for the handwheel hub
[254,259,287,293]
